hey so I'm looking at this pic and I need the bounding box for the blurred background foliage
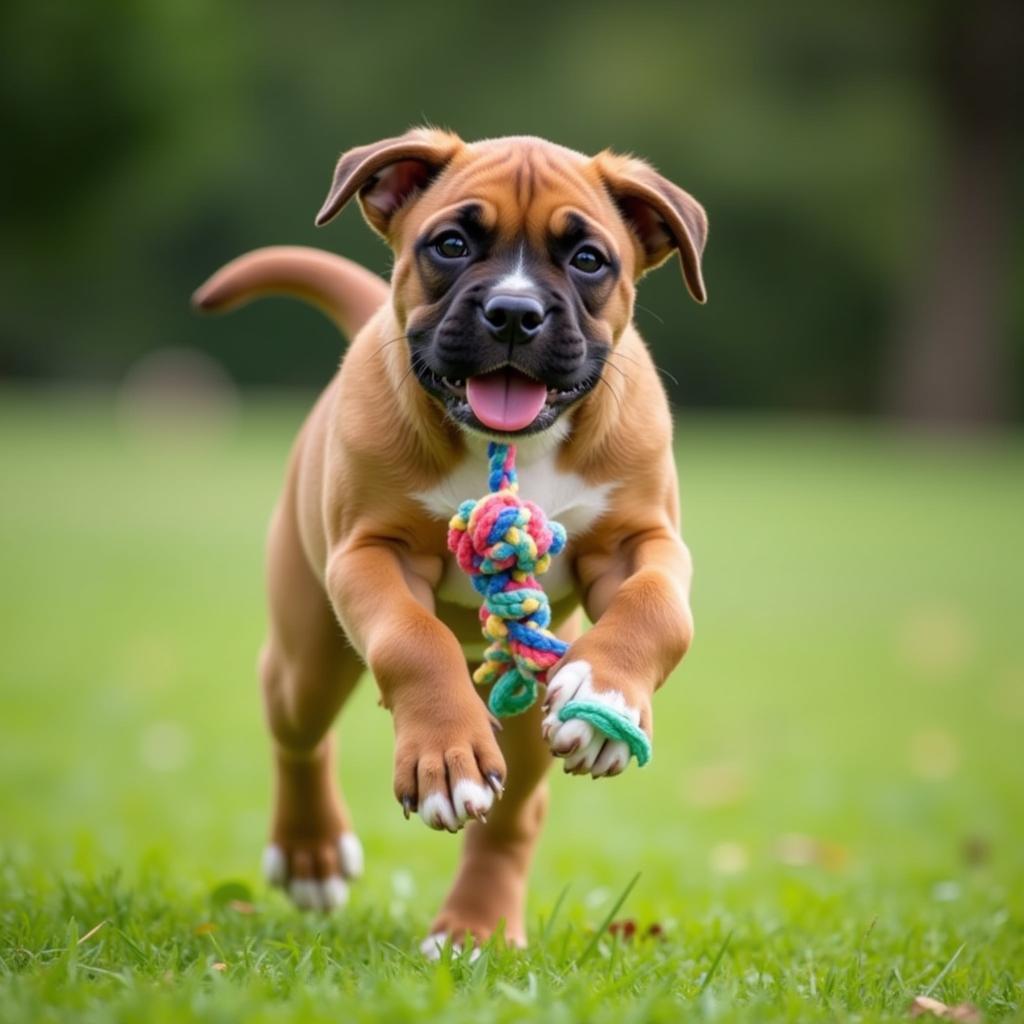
[0,0,1021,422]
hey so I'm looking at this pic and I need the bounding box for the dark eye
[570,246,606,274]
[434,231,469,259]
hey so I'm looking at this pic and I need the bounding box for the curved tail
[191,246,389,342]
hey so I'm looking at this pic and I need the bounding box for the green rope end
[488,668,537,717]
[558,700,652,767]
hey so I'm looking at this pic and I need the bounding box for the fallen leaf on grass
[709,841,748,876]
[607,920,666,941]
[684,761,748,809]
[909,728,959,781]
[898,605,974,676]
[193,922,217,935]
[775,833,849,871]
[961,836,991,867]
[608,919,637,939]
[211,962,227,973]
[76,920,107,945]
[909,995,981,1022]
[228,899,256,915]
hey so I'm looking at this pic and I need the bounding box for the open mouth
[417,365,595,434]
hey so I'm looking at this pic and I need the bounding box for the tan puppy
[193,128,706,953]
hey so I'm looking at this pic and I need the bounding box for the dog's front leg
[541,526,694,776]
[327,541,507,830]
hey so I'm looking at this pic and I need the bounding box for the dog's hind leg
[420,610,583,956]
[259,479,365,912]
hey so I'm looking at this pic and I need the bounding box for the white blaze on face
[494,249,536,294]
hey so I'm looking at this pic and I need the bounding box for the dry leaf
[775,833,850,871]
[709,841,748,876]
[211,962,227,973]
[608,919,637,939]
[909,995,981,1022]
[909,728,960,781]
[684,761,748,808]
[193,922,217,935]
[76,920,107,945]
[228,899,256,915]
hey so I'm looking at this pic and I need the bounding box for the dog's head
[316,128,707,437]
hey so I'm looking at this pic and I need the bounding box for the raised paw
[393,716,507,832]
[262,831,364,912]
[541,660,647,777]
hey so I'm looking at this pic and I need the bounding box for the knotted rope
[447,443,568,716]
[446,442,651,766]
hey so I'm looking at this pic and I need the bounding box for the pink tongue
[466,370,548,432]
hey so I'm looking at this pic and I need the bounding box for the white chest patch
[416,436,614,610]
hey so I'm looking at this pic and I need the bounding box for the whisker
[610,347,679,388]
[597,375,623,413]
[397,351,421,388]
[653,364,679,387]
[635,302,664,325]
[371,335,408,360]
[597,355,631,384]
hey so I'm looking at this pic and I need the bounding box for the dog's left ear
[315,127,463,237]
[596,152,708,304]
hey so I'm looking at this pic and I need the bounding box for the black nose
[481,294,546,344]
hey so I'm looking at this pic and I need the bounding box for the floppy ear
[315,127,463,237]
[596,152,708,303]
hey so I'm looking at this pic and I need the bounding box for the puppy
[193,128,705,954]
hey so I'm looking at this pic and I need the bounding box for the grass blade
[540,883,571,944]
[577,872,640,966]
[923,943,965,998]
[699,930,733,993]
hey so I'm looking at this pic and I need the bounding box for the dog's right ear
[315,127,462,237]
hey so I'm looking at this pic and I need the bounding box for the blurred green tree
[1,1,1020,421]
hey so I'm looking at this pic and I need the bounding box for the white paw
[262,843,287,886]
[419,931,482,962]
[418,778,495,833]
[338,832,364,879]
[541,660,639,777]
[286,875,349,912]
[263,832,362,910]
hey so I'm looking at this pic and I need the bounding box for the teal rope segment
[557,700,652,766]
[448,441,653,765]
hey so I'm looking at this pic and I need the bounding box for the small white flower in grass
[932,880,961,902]
[139,720,190,773]
[709,841,748,876]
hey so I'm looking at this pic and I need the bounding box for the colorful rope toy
[446,442,651,766]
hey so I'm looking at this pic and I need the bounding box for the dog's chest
[415,444,613,609]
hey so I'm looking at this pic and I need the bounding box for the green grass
[1,392,1023,1022]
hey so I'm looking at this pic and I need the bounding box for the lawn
[1,392,1022,1022]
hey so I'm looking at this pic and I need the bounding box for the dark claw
[488,714,503,734]
[402,795,414,820]
[485,771,505,796]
